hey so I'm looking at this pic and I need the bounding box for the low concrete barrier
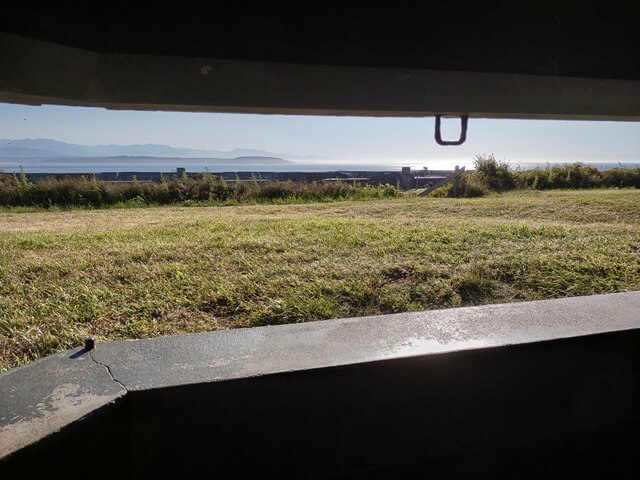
[2,292,640,478]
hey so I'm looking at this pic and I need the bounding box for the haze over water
[3,158,638,174]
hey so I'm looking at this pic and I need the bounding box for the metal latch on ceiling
[434,115,469,146]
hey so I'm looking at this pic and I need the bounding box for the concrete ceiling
[1,3,639,119]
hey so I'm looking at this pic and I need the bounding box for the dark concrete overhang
[2,4,640,81]
[2,32,640,121]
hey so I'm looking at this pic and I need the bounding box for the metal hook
[434,115,469,146]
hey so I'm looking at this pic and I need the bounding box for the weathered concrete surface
[93,291,640,391]
[2,33,640,120]
[0,292,640,479]
[0,347,126,458]
[2,291,640,478]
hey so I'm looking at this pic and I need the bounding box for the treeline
[434,155,640,197]
[0,172,399,208]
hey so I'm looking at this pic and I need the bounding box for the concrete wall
[2,292,640,479]
[20,170,417,186]
[18,169,459,190]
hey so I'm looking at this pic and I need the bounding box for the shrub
[474,154,515,192]
[430,173,489,198]
[514,163,640,191]
[0,173,400,209]
[430,158,640,198]
[601,166,640,188]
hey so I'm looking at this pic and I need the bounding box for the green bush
[430,173,489,198]
[474,154,515,192]
[0,173,400,209]
[515,163,603,189]
[430,157,640,198]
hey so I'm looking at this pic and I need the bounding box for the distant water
[0,159,403,174]
[0,157,638,174]
[515,162,640,171]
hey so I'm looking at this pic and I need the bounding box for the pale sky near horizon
[1,102,639,166]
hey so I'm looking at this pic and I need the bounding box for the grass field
[1,189,639,371]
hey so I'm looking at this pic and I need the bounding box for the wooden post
[400,167,411,191]
[453,165,460,197]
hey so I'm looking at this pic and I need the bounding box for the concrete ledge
[0,348,125,458]
[2,292,640,477]
[94,291,640,390]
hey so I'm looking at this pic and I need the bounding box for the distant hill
[0,138,319,161]
[212,156,289,164]
[100,155,291,164]
[0,146,68,158]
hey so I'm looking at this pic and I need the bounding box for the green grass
[1,189,640,371]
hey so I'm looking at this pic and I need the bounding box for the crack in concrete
[89,350,128,392]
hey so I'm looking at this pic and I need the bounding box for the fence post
[453,165,460,197]
[400,167,411,191]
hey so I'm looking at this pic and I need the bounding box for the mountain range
[0,138,320,161]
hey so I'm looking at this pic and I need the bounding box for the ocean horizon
[1,158,639,174]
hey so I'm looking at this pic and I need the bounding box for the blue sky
[1,102,639,167]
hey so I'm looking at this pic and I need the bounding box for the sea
[1,157,639,174]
